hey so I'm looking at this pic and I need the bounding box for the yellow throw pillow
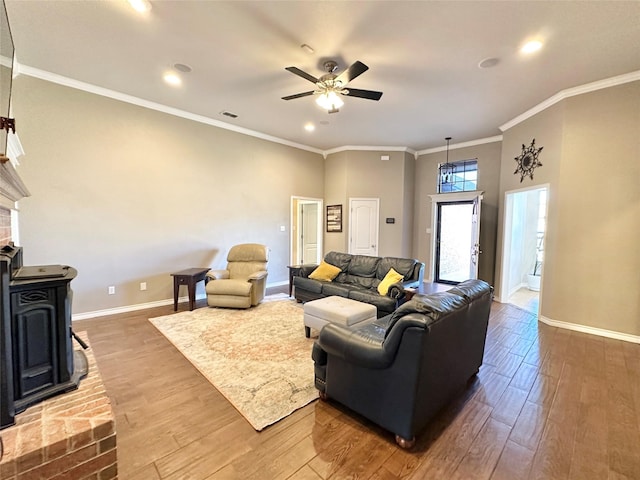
[377,268,405,295]
[309,261,341,282]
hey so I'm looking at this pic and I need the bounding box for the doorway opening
[290,197,323,265]
[499,185,549,315]
[429,191,483,284]
[435,201,475,284]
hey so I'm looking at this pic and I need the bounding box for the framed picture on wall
[326,204,342,232]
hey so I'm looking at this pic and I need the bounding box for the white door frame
[428,191,483,282]
[290,196,323,265]
[498,184,549,306]
[348,197,380,256]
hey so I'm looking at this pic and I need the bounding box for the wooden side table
[403,287,418,301]
[171,268,211,311]
[287,265,303,297]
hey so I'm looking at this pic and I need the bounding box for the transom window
[438,159,478,193]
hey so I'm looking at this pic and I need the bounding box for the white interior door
[349,198,379,256]
[300,202,318,264]
[291,197,322,265]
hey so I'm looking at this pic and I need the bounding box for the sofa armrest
[299,264,318,277]
[248,270,268,281]
[318,314,427,369]
[387,279,422,300]
[206,269,229,280]
[387,283,406,300]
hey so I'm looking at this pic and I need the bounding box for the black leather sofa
[293,251,425,318]
[311,279,493,448]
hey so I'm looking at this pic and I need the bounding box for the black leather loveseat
[293,251,425,318]
[311,279,493,448]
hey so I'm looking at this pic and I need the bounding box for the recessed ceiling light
[304,123,315,132]
[128,0,151,13]
[163,72,181,86]
[521,40,543,54]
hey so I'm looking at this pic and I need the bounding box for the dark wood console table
[171,267,210,311]
[287,265,303,297]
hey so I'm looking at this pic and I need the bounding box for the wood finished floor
[76,289,640,480]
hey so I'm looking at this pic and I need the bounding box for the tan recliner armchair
[205,244,269,308]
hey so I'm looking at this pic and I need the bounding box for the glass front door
[435,200,479,284]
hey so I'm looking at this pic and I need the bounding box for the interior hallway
[508,287,539,316]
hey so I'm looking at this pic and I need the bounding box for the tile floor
[508,287,539,315]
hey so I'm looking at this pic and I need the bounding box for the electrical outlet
[108,286,115,295]
[140,282,147,291]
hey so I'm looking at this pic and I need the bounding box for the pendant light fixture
[439,137,454,192]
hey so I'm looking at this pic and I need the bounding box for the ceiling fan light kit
[282,60,383,113]
[316,91,344,112]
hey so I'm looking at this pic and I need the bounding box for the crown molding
[500,70,640,132]
[322,145,417,159]
[16,64,639,157]
[16,64,324,156]
[417,135,503,156]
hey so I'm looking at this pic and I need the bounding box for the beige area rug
[149,294,318,431]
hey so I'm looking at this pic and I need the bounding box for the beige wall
[12,75,324,314]
[414,141,502,285]
[498,81,640,336]
[12,72,640,338]
[496,102,564,305]
[323,151,348,253]
[401,152,415,257]
[323,150,414,258]
[554,82,640,335]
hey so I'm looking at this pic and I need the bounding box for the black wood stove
[0,244,87,430]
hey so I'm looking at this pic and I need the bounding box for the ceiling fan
[282,60,383,113]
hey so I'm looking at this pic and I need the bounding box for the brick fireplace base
[0,332,117,479]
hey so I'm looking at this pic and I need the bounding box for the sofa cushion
[322,282,353,298]
[205,278,252,296]
[377,268,404,295]
[376,257,417,280]
[324,252,353,272]
[448,279,492,301]
[349,289,397,313]
[382,290,470,338]
[309,261,341,281]
[348,255,380,277]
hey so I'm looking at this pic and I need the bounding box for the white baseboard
[72,280,289,321]
[72,294,205,322]
[539,315,640,344]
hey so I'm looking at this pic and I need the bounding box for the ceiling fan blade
[335,61,369,85]
[282,91,315,101]
[285,66,320,84]
[343,88,383,101]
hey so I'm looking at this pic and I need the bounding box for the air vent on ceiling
[220,111,238,119]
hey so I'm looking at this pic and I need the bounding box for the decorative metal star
[514,138,543,182]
